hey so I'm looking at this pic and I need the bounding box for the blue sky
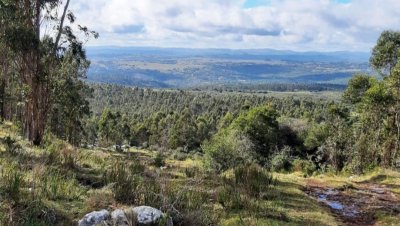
[69,0,400,51]
[243,0,271,8]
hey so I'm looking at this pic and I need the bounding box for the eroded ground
[304,177,400,226]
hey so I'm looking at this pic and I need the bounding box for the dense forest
[85,47,400,173]
[1,0,400,225]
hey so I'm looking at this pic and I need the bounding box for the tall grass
[233,164,275,197]
[30,165,85,201]
[0,164,24,202]
[103,161,145,204]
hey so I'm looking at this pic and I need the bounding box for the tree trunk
[20,0,50,145]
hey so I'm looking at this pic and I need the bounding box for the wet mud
[304,181,400,226]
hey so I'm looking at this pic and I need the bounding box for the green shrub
[153,152,165,167]
[292,159,316,177]
[203,129,255,172]
[271,147,293,172]
[173,151,188,161]
[184,167,198,178]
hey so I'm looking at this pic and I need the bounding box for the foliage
[292,159,316,177]
[0,135,21,154]
[271,146,293,172]
[231,105,280,160]
[203,128,255,172]
[0,0,97,145]
[153,152,166,167]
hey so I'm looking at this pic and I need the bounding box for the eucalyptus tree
[369,30,400,166]
[0,0,97,144]
[343,30,400,169]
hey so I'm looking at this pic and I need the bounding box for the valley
[86,47,370,88]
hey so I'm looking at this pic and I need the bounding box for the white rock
[78,209,110,226]
[111,209,129,226]
[132,206,164,225]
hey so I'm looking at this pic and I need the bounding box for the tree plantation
[1,1,400,225]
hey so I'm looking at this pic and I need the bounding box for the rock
[132,206,173,225]
[79,206,173,226]
[111,209,129,226]
[78,209,110,226]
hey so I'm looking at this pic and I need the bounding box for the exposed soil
[304,179,400,226]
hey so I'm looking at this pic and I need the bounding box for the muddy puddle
[304,183,400,225]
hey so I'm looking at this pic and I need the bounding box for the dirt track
[304,180,400,226]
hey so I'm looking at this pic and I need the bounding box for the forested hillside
[1,0,400,224]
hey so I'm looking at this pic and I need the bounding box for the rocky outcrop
[78,206,173,226]
[78,209,110,226]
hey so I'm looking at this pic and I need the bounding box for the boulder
[111,209,129,226]
[78,209,110,226]
[79,206,173,226]
[132,206,172,226]
[132,206,163,224]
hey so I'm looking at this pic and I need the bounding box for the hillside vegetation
[1,0,400,224]
[1,122,399,225]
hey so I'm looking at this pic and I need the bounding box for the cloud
[68,0,400,51]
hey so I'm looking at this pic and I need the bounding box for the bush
[153,152,165,167]
[233,164,274,197]
[271,146,293,172]
[184,167,197,178]
[292,159,316,177]
[173,151,188,161]
[203,129,255,172]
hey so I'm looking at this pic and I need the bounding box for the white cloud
[68,0,400,51]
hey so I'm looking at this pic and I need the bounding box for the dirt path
[304,179,400,226]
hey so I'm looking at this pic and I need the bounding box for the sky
[69,0,400,51]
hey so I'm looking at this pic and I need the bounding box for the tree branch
[53,0,70,55]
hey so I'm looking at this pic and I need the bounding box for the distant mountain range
[86,46,371,88]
